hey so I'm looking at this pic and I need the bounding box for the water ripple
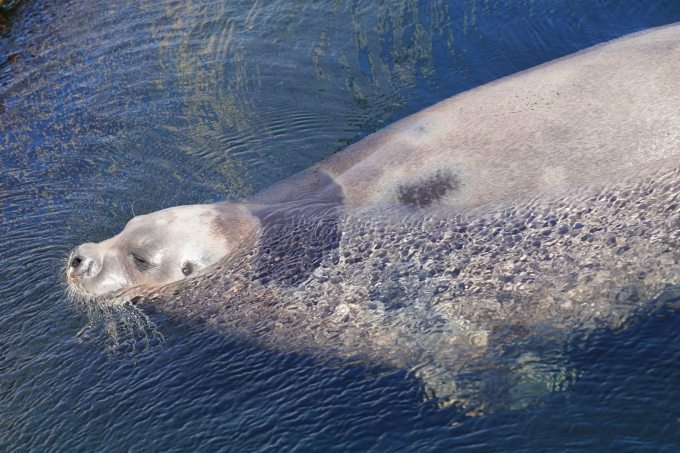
[3,0,680,450]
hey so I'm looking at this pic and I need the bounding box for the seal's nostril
[71,257,82,269]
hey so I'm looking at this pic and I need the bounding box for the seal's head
[66,203,259,299]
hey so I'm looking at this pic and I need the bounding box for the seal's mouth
[66,280,89,297]
[65,272,101,299]
[65,275,132,306]
[65,273,87,294]
[65,259,120,301]
[65,261,151,304]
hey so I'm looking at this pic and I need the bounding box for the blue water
[3,0,680,451]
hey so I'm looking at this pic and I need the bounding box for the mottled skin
[133,155,680,408]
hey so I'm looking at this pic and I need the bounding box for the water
[2,0,680,451]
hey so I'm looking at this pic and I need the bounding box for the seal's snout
[67,244,100,280]
[70,255,83,269]
[66,243,120,298]
[68,254,90,275]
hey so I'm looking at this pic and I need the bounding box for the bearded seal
[69,153,680,409]
[66,22,680,409]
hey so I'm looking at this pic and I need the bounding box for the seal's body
[143,155,680,352]
[134,155,680,407]
[66,23,680,407]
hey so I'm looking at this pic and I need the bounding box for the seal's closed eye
[131,252,151,270]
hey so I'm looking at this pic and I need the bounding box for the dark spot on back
[397,170,460,206]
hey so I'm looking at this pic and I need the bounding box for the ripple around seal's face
[65,290,165,354]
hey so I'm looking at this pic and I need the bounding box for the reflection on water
[3,0,680,450]
[150,0,469,189]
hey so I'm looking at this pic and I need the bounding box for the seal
[65,23,680,409]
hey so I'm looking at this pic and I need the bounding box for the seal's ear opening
[181,262,194,276]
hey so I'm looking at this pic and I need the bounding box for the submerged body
[135,156,680,405]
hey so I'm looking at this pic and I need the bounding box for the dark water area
[3,0,680,451]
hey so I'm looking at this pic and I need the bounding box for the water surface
[2,0,680,451]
